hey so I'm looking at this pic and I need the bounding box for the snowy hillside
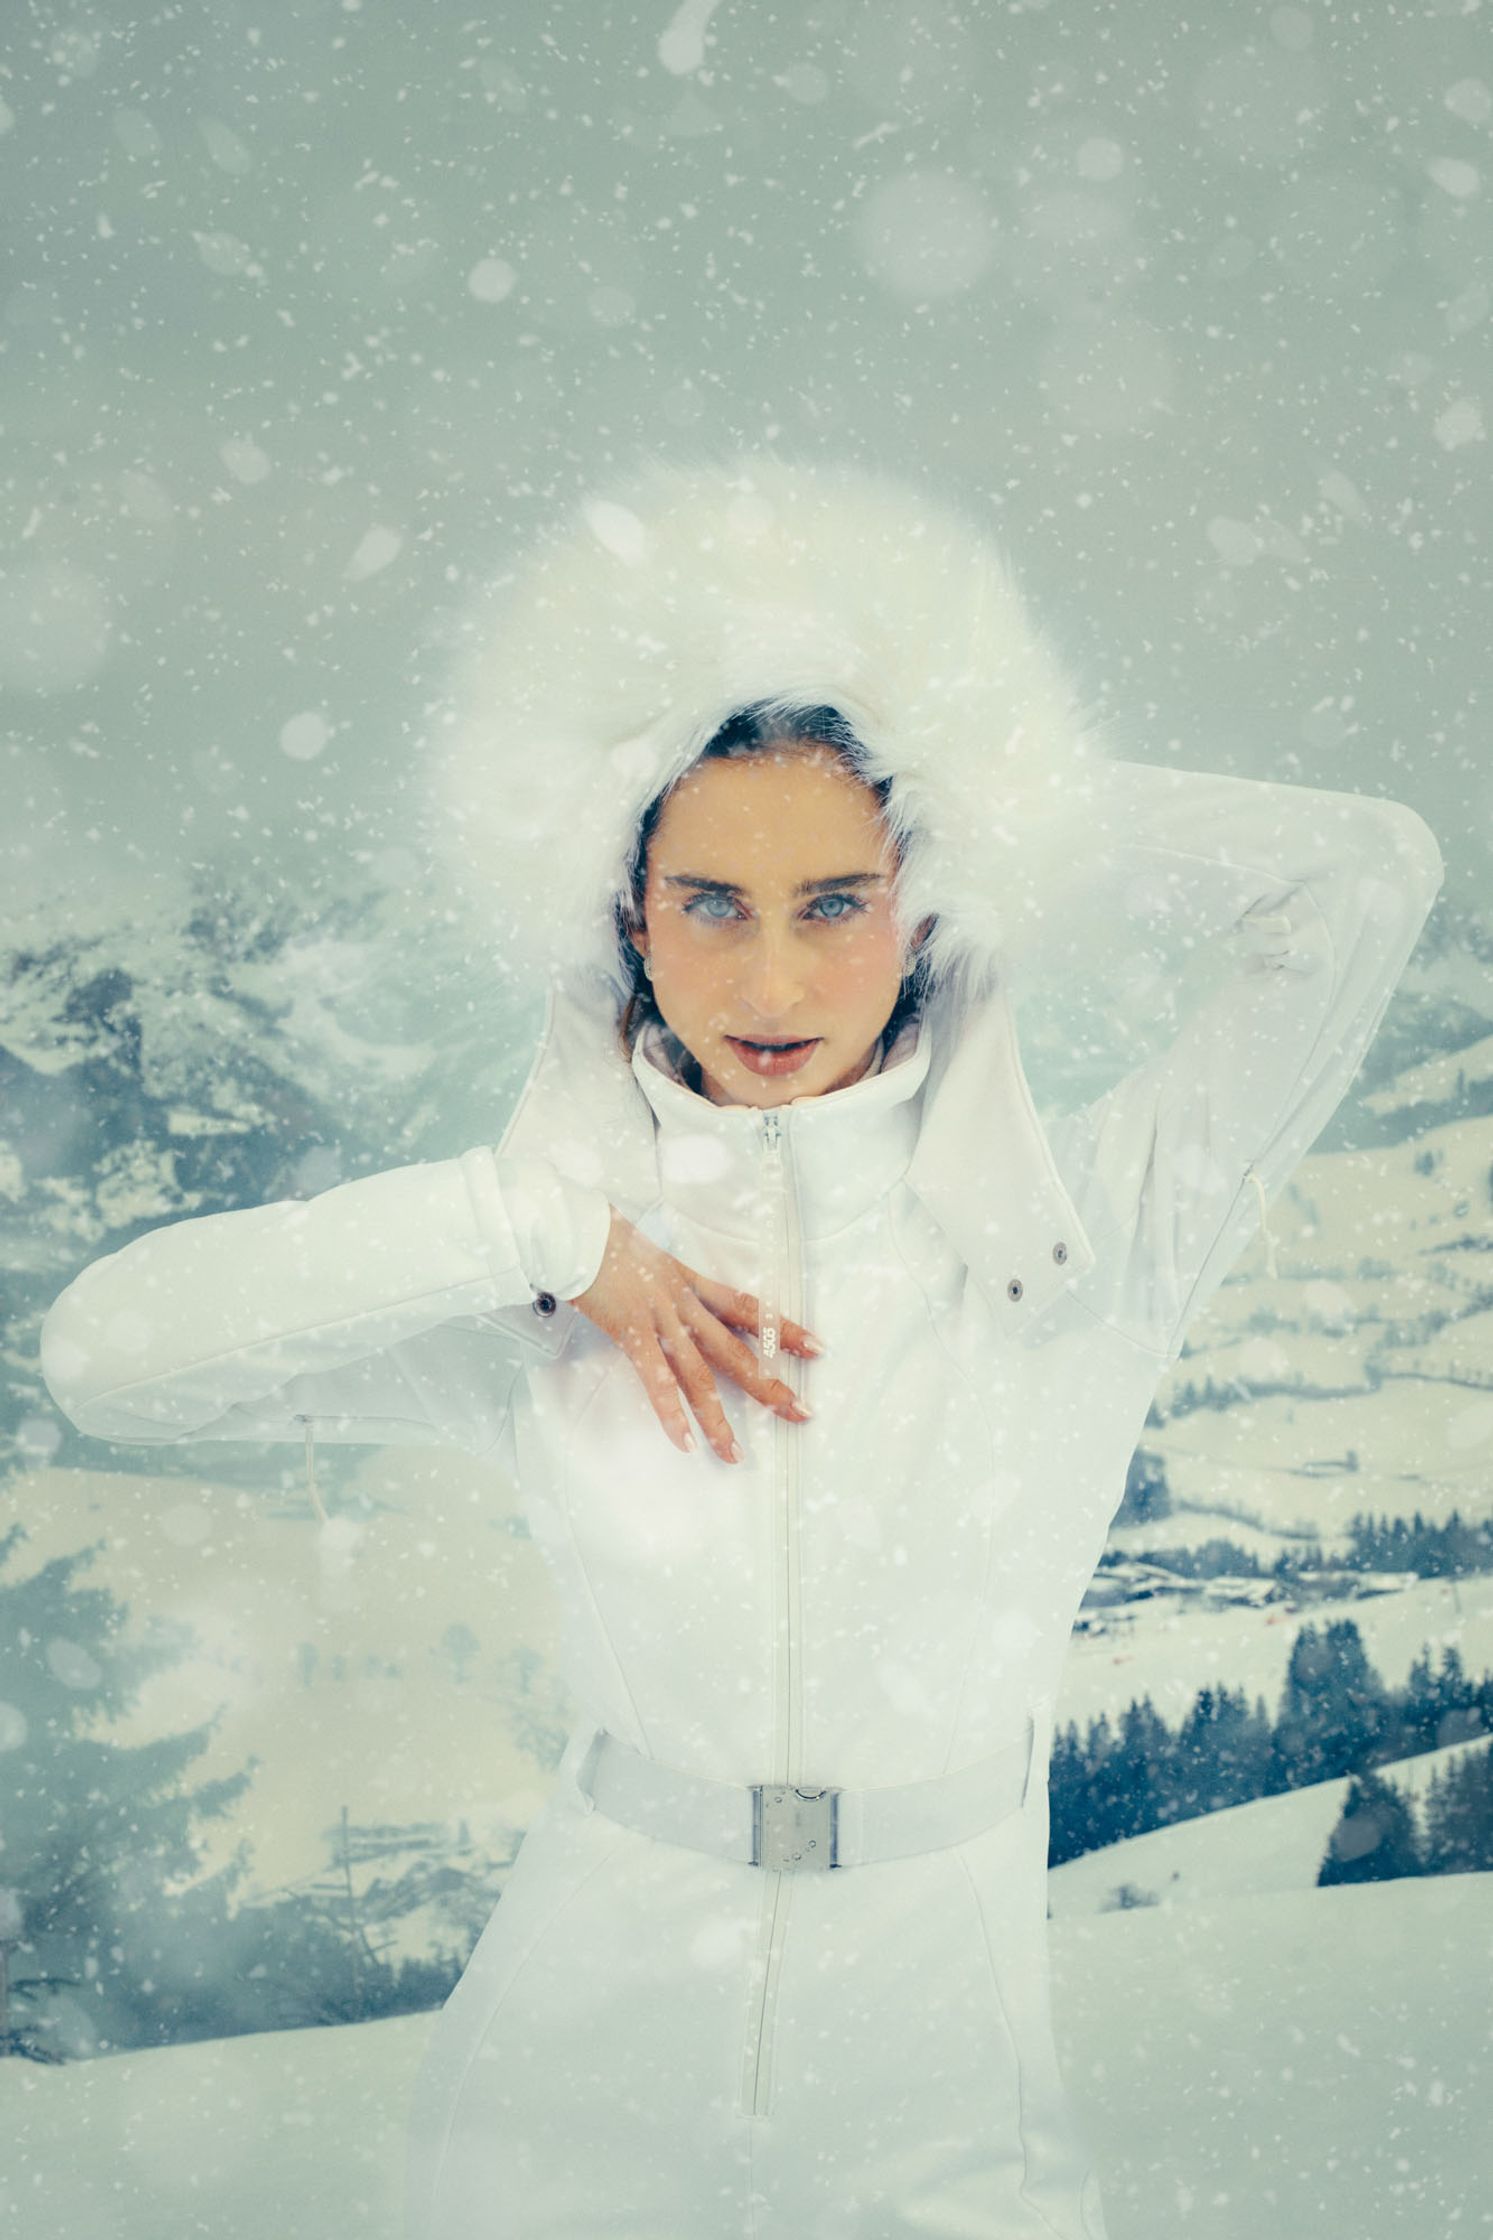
[1052,1875,1490,2240]
[2,1874,1486,2240]
[1047,1734,1490,1916]
[1145,1100,1493,1544]
[1065,1571,1493,1730]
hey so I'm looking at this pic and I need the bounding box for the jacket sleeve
[38,1149,614,1460]
[1047,758,1446,1367]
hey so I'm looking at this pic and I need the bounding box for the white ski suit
[39,757,1443,2240]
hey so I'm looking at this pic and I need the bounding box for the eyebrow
[662,871,887,898]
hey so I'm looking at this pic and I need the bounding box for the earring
[642,954,653,981]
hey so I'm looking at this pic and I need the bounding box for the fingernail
[681,1428,696,1453]
[803,1335,827,1356]
[789,1400,813,1421]
[726,1438,742,1464]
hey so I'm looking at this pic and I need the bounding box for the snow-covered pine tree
[1317,1769,1422,1887]
[0,1521,253,2060]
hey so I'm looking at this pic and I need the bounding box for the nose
[738,923,807,1022]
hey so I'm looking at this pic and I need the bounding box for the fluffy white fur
[420,448,1117,1014]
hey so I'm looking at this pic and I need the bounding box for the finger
[689,1276,826,1357]
[677,1294,762,1387]
[622,1333,698,1455]
[681,1298,812,1424]
[687,1276,764,1331]
[657,1318,742,1464]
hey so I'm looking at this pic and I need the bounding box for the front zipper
[739,1104,805,2121]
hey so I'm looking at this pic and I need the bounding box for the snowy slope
[1050,1875,1492,2240]
[1361,1027,1493,1114]
[1047,1735,1490,1917]
[1062,1571,1493,1730]
[1,1876,1486,2240]
[1146,1104,1493,1545]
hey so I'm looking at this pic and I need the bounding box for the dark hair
[613,699,932,1060]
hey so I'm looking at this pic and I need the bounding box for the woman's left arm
[1049,757,1446,1365]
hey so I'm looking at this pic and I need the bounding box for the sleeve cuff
[488,1153,613,1302]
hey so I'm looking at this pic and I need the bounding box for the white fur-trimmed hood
[419,448,1116,1010]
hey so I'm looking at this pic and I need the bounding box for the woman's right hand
[568,1207,821,1464]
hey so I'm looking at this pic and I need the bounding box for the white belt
[571,1713,1037,1870]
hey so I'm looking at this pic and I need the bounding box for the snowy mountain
[0,869,545,1486]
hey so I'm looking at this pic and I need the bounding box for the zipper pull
[1244,1163,1279,1279]
[296,1414,330,1526]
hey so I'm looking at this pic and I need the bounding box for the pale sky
[3,2,1486,985]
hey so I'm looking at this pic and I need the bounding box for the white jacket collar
[629,1018,932,1241]
[901,977,1097,1324]
[497,976,1095,1330]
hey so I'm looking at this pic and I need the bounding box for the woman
[39,453,1445,2238]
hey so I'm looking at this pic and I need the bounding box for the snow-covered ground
[2,1870,1486,2239]
[1053,1875,1491,2240]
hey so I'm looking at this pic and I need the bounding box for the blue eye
[680,891,868,924]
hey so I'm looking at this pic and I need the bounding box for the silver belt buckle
[751,1782,840,1870]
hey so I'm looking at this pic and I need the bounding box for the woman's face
[629,743,924,1108]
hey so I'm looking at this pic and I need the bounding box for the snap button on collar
[1052,1240,1068,1264]
[1006,1277,1023,1301]
[532,1290,557,1317]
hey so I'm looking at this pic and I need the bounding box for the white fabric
[474,1149,613,1303]
[37,759,1444,2239]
